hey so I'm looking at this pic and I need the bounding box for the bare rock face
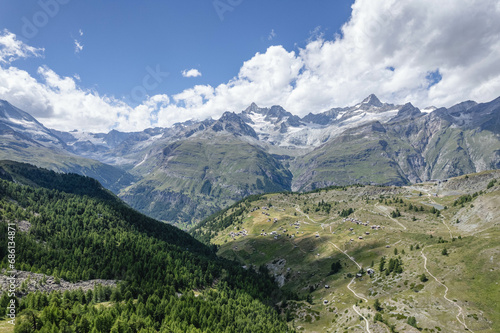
[16,220,32,233]
[266,258,287,287]
[0,270,117,296]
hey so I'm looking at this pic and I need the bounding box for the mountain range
[1,95,499,227]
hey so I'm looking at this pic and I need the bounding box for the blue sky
[0,0,499,132]
[0,0,353,103]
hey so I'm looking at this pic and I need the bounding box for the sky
[0,0,499,132]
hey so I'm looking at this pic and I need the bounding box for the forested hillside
[0,162,294,332]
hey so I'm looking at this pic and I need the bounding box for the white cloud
[0,31,161,132]
[74,39,83,54]
[161,0,500,121]
[182,68,202,78]
[0,64,151,132]
[2,0,500,133]
[79,29,84,37]
[268,29,276,41]
[0,30,44,64]
[290,0,500,110]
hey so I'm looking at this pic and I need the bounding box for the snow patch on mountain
[243,98,402,150]
[422,106,437,113]
[0,100,64,148]
[68,131,107,146]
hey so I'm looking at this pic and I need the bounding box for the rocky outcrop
[0,270,117,296]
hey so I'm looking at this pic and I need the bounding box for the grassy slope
[0,139,134,193]
[192,171,500,333]
[290,125,411,191]
[0,319,13,333]
[120,135,292,228]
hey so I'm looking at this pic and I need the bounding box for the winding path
[440,216,454,239]
[328,241,362,269]
[352,304,372,333]
[330,243,371,332]
[294,205,319,224]
[347,277,368,303]
[421,247,473,332]
[374,203,407,230]
[430,199,454,239]
[290,202,372,332]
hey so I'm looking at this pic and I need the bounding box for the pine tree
[374,299,382,312]
[407,316,418,328]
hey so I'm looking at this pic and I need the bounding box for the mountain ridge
[1,95,499,226]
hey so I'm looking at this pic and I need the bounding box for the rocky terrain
[0,270,116,296]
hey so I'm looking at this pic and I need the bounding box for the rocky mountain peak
[388,103,422,123]
[0,99,35,122]
[361,94,383,107]
[0,99,66,147]
[211,111,258,138]
[267,105,288,117]
[243,102,265,114]
[447,101,478,116]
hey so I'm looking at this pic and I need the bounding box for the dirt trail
[391,240,402,247]
[427,197,454,239]
[279,202,374,332]
[374,203,407,230]
[328,241,361,269]
[440,216,454,239]
[421,247,473,332]
[347,277,368,303]
[352,304,372,333]
[328,242,372,333]
[294,205,319,224]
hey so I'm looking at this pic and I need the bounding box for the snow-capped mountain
[0,99,135,192]
[1,94,499,227]
[237,94,407,149]
[0,100,65,148]
[51,94,415,158]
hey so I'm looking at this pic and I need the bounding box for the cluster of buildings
[343,217,382,231]
[261,226,289,240]
[229,229,248,239]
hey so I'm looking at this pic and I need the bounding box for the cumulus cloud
[182,68,202,78]
[285,0,500,110]
[2,0,500,133]
[0,64,151,132]
[165,0,500,120]
[0,31,162,132]
[0,30,44,64]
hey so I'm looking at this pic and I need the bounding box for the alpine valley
[1,95,499,228]
[1,95,500,333]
